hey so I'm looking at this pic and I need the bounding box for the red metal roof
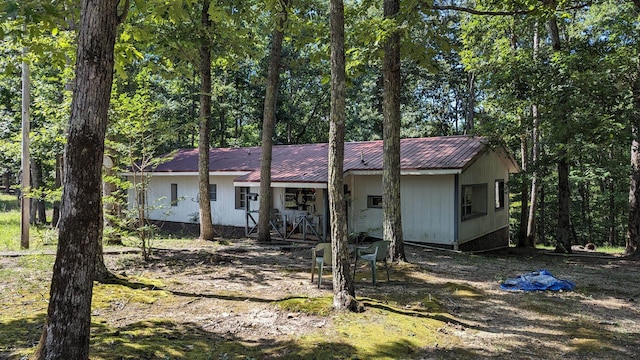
[151,135,510,183]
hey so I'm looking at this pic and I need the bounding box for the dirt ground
[94,238,640,359]
[2,238,640,359]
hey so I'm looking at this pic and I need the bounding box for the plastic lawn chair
[353,240,390,286]
[310,242,332,288]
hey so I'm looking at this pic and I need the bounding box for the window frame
[209,184,217,202]
[367,195,383,208]
[461,183,488,221]
[170,183,178,207]
[235,187,249,209]
[494,179,505,211]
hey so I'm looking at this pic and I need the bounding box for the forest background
[1,0,639,253]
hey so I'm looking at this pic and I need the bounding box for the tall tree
[329,0,358,311]
[627,0,640,257]
[198,0,215,241]
[35,0,128,358]
[382,0,406,262]
[258,0,288,243]
[525,21,541,247]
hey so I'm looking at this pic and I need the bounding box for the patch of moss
[444,282,485,298]
[92,276,170,309]
[275,296,459,359]
[275,296,334,316]
[90,319,270,360]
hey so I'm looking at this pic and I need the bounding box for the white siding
[349,174,456,245]
[129,175,256,227]
[458,150,510,245]
[350,175,384,238]
[400,175,455,244]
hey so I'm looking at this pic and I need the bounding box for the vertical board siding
[400,175,455,244]
[458,151,510,244]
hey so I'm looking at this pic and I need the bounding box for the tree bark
[526,23,540,247]
[382,0,406,262]
[258,0,288,243]
[517,125,529,247]
[35,0,125,358]
[626,60,640,255]
[198,0,215,241]
[556,153,572,253]
[329,0,358,311]
[543,12,572,254]
[526,103,540,247]
[51,154,62,228]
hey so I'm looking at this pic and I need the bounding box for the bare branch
[420,1,591,16]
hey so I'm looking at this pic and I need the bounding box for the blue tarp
[500,270,575,292]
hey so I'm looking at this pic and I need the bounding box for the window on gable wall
[170,183,178,206]
[461,183,487,220]
[495,179,505,210]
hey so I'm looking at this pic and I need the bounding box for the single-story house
[126,135,519,251]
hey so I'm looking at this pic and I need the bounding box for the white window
[209,184,217,201]
[462,184,487,220]
[495,179,505,210]
[170,183,178,206]
[235,187,249,209]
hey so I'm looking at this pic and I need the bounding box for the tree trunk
[258,0,288,243]
[544,13,572,254]
[51,154,62,228]
[626,66,640,255]
[382,0,406,262]
[329,0,358,311]
[198,0,215,241]
[526,102,540,247]
[525,22,540,248]
[31,159,46,224]
[517,127,529,247]
[465,71,475,133]
[35,1,125,358]
[556,153,572,253]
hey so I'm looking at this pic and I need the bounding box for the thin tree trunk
[258,0,288,243]
[382,0,406,262]
[544,12,572,253]
[21,32,30,249]
[517,125,529,247]
[30,160,46,224]
[626,68,640,255]
[329,0,358,311]
[51,154,62,228]
[198,0,215,241]
[556,153,572,253]
[35,1,126,358]
[526,22,540,248]
[465,71,475,133]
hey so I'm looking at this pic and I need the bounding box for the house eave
[234,181,327,189]
[122,171,251,177]
[346,169,462,176]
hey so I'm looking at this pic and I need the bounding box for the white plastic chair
[310,242,332,288]
[353,240,390,285]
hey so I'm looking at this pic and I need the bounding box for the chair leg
[353,258,358,282]
[385,260,390,281]
[371,260,377,286]
[311,262,315,283]
[318,262,323,288]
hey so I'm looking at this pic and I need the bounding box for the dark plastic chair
[353,240,390,285]
[310,242,332,288]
